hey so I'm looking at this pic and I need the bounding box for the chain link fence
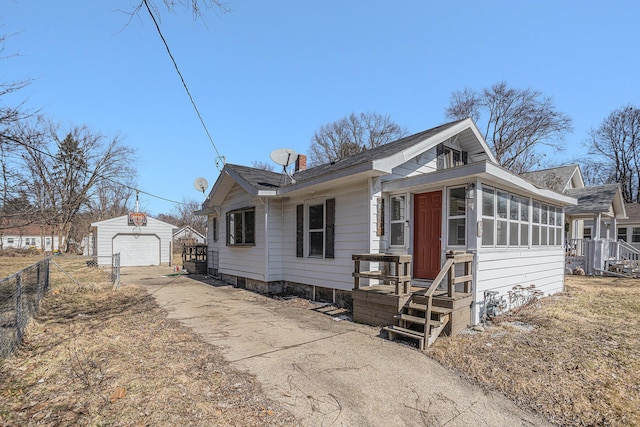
[1,253,121,358]
[0,257,50,358]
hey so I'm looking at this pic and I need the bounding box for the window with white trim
[296,198,335,259]
[390,195,406,246]
[308,203,324,257]
[481,185,561,248]
[632,227,640,243]
[448,187,466,246]
[226,207,255,246]
[619,227,628,243]
[436,144,468,170]
[212,217,218,242]
[496,190,508,246]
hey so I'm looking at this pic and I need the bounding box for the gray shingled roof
[291,119,465,184]
[619,203,640,223]
[564,184,620,214]
[520,164,579,192]
[223,119,466,191]
[225,164,286,191]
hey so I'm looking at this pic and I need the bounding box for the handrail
[618,239,640,258]
[421,256,455,346]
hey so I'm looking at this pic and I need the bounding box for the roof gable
[201,118,499,209]
[564,184,626,218]
[91,214,177,229]
[520,164,584,192]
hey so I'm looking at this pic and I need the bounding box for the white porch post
[594,213,602,240]
[593,213,604,271]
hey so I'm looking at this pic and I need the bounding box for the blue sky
[2,1,639,215]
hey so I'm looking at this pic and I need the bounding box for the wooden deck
[352,251,474,348]
[352,285,472,335]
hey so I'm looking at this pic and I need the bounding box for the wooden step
[407,302,452,315]
[394,313,443,327]
[383,326,425,349]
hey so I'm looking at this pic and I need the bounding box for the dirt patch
[0,259,295,426]
[427,275,640,426]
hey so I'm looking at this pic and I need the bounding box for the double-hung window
[226,208,255,246]
[619,227,628,243]
[390,195,406,246]
[308,204,325,256]
[296,199,335,259]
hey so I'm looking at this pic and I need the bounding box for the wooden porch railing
[418,251,473,346]
[352,253,412,294]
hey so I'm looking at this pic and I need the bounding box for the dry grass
[427,275,640,426]
[0,252,48,278]
[0,256,295,426]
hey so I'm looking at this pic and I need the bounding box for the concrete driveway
[123,267,550,427]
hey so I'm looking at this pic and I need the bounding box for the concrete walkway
[123,267,550,427]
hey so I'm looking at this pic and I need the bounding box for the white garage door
[113,234,160,266]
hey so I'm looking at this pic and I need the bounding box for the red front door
[413,191,442,279]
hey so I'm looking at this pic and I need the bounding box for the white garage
[90,214,177,266]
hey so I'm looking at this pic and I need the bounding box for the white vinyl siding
[217,184,266,282]
[474,248,565,323]
[273,182,369,291]
[91,215,174,266]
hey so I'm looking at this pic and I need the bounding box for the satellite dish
[194,177,209,194]
[270,148,297,167]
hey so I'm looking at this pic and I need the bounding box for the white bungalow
[0,224,60,252]
[199,118,578,342]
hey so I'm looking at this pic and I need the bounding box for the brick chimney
[295,154,307,172]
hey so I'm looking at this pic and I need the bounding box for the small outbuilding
[173,225,206,246]
[90,213,177,267]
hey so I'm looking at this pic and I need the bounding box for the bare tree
[446,81,573,174]
[126,0,230,23]
[251,160,274,171]
[21,120,136,252]
[0,34,38,229]
[586,105,640,203]
[308,112,407,166]
[173,198,207,234]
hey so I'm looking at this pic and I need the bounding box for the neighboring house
[521,165,627,274]
[90,214,177,267]
[198,118,577,324]
[615,202,640,250]
[0,224,60,252]
[173,225,206,247]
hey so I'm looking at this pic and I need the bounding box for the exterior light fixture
[465,182,476,199]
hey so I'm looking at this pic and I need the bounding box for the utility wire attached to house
[142,0,226,171]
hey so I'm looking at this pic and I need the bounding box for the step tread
[407,302,452,314]
[395,313,443,327]
[383,325,424,340]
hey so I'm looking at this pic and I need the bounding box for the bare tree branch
[586,105,640,203]
[308,112,408,166]
[446,81,573,173]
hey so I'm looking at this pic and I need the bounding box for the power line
[142,0,226,171]
[7,137,190,206]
